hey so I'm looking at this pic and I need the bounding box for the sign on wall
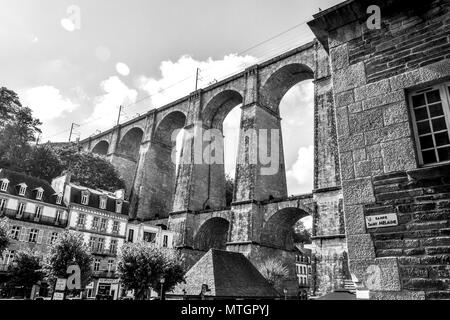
[55,278,67,291]
[365,213,398,229]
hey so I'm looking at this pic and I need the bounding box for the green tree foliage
[117,242,185,300]
[7,249,44,298]
[225,174,234,207]
[0,218,9,256]
[54,144,126,192]
[43,231,93,291]
[293,219,312,244]
[257,258,289,292]
[25,145,64,183]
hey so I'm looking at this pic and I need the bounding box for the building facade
[308,0,450,299]
[52,173,129,300]
[294,244,312,295]
[126,220,174,248]
[0,169,69,297]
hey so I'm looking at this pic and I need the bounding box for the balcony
[0,208,68,228]
[90,248,117,257]
[92,270,117,278]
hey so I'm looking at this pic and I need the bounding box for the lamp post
[160,276,165,301]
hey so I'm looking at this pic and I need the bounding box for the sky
[0,0,343,226]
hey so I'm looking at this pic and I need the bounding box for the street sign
[365,213,398,229]
[53,292,64,300]
[55,278,67,291]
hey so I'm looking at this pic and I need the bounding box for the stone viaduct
[80,40,348,295]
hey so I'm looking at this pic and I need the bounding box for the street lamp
[160,276,165,301]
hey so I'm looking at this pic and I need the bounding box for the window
[10,226,21,240]
[410,83,450,165]
[0,198,6,212]
[308,266,312,275]
[36,189,43,200]
[99,196,107,210]
[100,218,107,231]
[56,194,63,205]
[89,236,97,252]
[143,232,156,243]
[0,179,8,192]
[77,213,86,228]
[115,200,122,214]
[3,250,15,265]
[163,235,168,247]
[29,229,39,243]
[96,238,105,253]
[56,210,62,223]
[112,221,120,234]
[107,259,114,272]
[50,232,58,245]
[127,229,134,242]
[17,203,26,216]
[92,217,99,230]
[81,192,89,205]
[110,240,118,255]
[18,184,27,196]
[93,258,101,271]
[34,206,43,220]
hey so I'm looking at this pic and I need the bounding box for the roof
[68,184,129,216]
[294,244,312,256]
[172,249,280,298]
[0,168,65,207]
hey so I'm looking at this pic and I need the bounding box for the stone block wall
[326,0,450,299]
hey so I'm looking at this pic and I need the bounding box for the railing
[90,248,117,257]
[0,208,68,227]
[93,270,117,278]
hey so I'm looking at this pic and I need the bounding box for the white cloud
[21,85,78,120]
[137,54,257,108]
[286,145,314,195]
[87,76,138,131]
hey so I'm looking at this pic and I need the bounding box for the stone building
[51,173,129,299]
[126,220,174,248]
[308,0,450,299]
[294,244,312,296]
[0,169,69,296]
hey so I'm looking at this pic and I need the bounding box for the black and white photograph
[0,0,449,313]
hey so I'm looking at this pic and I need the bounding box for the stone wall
[322,0,450,299]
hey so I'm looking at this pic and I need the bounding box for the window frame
[10,226,21,240]
[0,180,8,192]
[18,185,27,196]
[0,198,7,212]
[77,213,86,228]
[36,189,43,200]
[81,192,89,205]
[17,202,26,216]
[409,81,450,166]
[28,229,39,243]
[99,196,107,210]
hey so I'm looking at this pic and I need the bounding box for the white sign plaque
[366,213,398,229]
[55,278,67,291]
[53,292,65,300]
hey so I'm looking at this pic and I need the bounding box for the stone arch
[91,140,109,155]
[117,127,144,161]
[193,217,230,251]
[260,63,314,113]
[143,111,187,219]
[260,207,310,250]
[202,90,243,129]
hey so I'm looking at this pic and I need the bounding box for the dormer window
[0,179,9,192]
[18,183,27,196]
[115,200,122,214]
[99,196,107,210]
[81,191,89,205]
[56,193,63,205]
[35,188,44,200]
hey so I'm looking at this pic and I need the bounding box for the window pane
[426,90,441,104]
[432,117,448,132]
[429,103,444,117]
[419,135,434,149]
[422,150,437,164]
[412,94,426,108]
[437,147,450,161]
[414,107,428,121]
[417,121,431,135]
[435,132,450,147]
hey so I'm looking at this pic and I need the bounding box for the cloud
[286,145,314,195]
[87,76,138,131]
[137,54,257,108]
[21,85,78,120]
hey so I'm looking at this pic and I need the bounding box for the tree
[225,174,234,207]
[117,242,185,300]
[0,87,22,129]
[54,144,126,192]
[24,145,64,183]
[7,249,43,299]
[257,258,289,292]
[0,218,9,256]
[293,219,312,244]
[43,231,93,292]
